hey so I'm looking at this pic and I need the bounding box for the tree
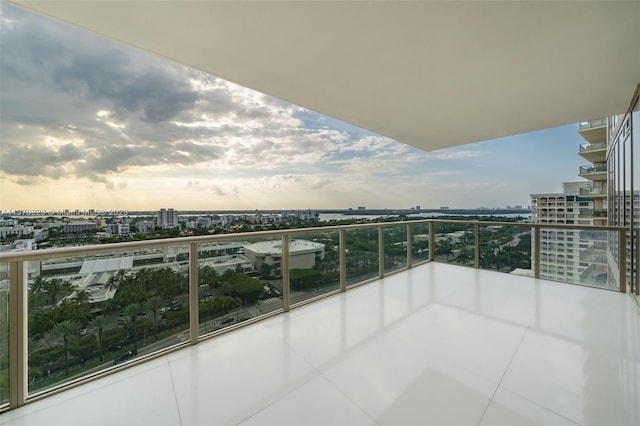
[52,319,79,376]
[260,263,273,279]
[199,265,219,289]
[89,315,109,361]
[50,297,91,325]
[290,268,321,291]
[123,303,142,346]
[456,248,473,265]
[145,296,164,340]
[220,273,264,305]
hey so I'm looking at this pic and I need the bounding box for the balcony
[0,219,637,425]
[579,187,607,198]
[578,142,607,163]
[578,119,607,143]
[579,209,608,218]
[579,164,607,181]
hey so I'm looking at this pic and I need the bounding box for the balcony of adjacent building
[578,164,607,181]
[579,186,607,198]
[579,208,607,218]
[0,219,638,426]
[578,118,607,143]
[578,142,607,163]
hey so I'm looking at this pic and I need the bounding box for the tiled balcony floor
[2,262,639,425]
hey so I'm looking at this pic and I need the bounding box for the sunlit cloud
[0,3,585,211]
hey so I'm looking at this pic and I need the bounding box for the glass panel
[383,225,407,274]
[198,237,282,336]
[0,263,8,406]
[537,228,619,291]
[479,224,531,274]
[433,222,474,266]
[410,223,430,263]
[345,227,379,286]
[289,231,339,306]
[27,245,189,394]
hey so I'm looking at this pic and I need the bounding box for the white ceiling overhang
[9,0,640,151]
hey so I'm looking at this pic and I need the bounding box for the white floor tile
[321,327,496,424]
[1,363,180,426]
[168,325,318,425]
[238,375,374,426]
[480,388,579,426]
[501,330,640,425]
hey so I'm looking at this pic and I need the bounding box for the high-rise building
[531,183,596,284]
[577,119,608,226]
[530,118,610,286]
[157,208,179,229]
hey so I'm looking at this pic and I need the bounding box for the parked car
[117,315,131,325]
[113,349,137,365]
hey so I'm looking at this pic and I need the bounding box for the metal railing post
[429,221,435,261]
[188,243,199,344]
[339,229,347,291]
[379,226,385,278]
[534,227,541,279]
[619,230,627,293]
[407,224,413,268]
[8,260,27,407]
[282,235,290,311]
[474,223,480,268]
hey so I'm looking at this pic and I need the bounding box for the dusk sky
[1,3,587,212]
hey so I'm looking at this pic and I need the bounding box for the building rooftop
[2,262,637,425]
[243,239,325,256]
[78,256,134,275]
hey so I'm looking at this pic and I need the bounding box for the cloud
[210,185,227,196]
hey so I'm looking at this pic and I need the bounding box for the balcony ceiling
[10,0,640,152]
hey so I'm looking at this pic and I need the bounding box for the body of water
[318,212,531,221]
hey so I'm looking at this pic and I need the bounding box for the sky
[0,3,587,212]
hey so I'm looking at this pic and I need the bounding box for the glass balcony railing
[579,165,607,174]
[579,118,607,130]
[0,219,630,412]
[579,142,607,152]
[579,209,608,218]
[579,187,607,196]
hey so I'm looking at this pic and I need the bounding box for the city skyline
[1,4,587,212]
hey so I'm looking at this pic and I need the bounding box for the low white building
[0,224,34,239]
[243,239,325,277]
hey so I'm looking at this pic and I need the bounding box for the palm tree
[122,303,141,346]
[88,315,109,361]
[52,319,79,376]
[73,289,91,305]
[145,296,164,340]
[456,248,473,266]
